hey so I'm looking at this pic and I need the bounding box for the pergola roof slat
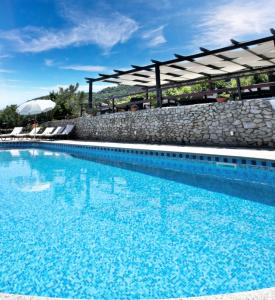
[200,47,254,71]
[167,63,207,77]
[86,33,275,88]
[231,38,275,66]
[221,65,246,73]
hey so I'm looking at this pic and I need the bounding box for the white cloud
[196,0,275,47]
[0,12,138,53]
[44,59,55,66]
[0,68,13,73]
[0,54,11,59]
[142,26,166,47]
[0,78,22,84]
[61,65,106,72]
[44,60,107,72]
[130,0,173,10]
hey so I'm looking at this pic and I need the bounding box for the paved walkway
[46,140,275,161]
[1,139,275,160]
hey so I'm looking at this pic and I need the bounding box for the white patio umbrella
[16,99,56,138]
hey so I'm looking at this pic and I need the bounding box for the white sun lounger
[35,127,55,136]
[51,124,75,139]
[0,127,23,140]
[16,127,41,139]
[39,126,65,139]
[19,127,55,139]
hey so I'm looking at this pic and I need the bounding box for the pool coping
[0,139,275,161]
[0,287,274,300]
[1,140,275,171]
[45,140,275,161]
[0,140,274,300]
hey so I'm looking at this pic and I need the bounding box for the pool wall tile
[0,141,275,186]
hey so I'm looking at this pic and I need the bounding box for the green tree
[165,86,192,96]
[0,105,24,128]
[49,83,88,119]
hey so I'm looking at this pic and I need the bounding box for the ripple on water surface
[0,149,274,299]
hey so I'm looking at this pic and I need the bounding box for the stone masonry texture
[45,99,275,148]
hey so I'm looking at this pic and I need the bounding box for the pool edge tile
[0,287,274,300]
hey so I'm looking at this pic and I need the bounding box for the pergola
[85,29,275,109]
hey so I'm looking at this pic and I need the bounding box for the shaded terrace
[85,29,275,113]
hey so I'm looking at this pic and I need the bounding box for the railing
[84,81,275,116]
[166,82,275,101]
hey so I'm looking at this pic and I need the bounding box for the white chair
[36,127,55,137]
[0,127,23,140]
[40,126,64,139]
[53,124,75,139]
[16,127,41,139]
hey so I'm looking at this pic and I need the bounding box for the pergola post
[270,27,275,46]
[207,78,213,100]
[88,80,93,110]
[155,64,162,107]
[236,77,242,100]
[208,79,214,90]
[112,97,115,112]
[145,87,149,101]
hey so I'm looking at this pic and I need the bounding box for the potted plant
[216,92,230,103]
[130,104,138,112]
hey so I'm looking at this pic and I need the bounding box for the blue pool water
[0,148,274,299]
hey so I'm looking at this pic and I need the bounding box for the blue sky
[0,0,274,108]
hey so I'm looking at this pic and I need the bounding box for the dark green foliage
[0,105,25,129]
[49,83,87,119]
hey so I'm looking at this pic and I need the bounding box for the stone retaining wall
[45,99,275,147]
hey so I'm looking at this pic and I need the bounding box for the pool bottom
[0,287,274,300]
[0,143,274,299]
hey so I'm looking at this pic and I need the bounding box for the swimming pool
[0,143,274,299]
